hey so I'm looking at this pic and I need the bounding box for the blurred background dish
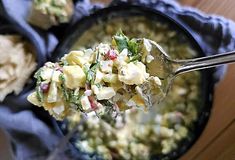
[28,0,74,30]
[53,4,215,160]
[0,18,47,107]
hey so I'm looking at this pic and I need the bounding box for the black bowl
[52,4,215,160]
[0,18,47,107]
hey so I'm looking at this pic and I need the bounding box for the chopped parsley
[59,74,70,101]
[34,69,44,102]
[113,30,141,61]
[59,74,84,112]
[86,63,99,84]
[113,30,129,52]
[127,38,139,56]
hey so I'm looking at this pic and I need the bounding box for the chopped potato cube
[27,91,41,106]
[63,65,86,89]
[65,51,84,65]
[65,50,94,66]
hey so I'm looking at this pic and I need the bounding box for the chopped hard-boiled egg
[118,62,149,85]
[97,43,111,55]
[81,96,91,110]
[52,70,62,82]
[114,48,128,68]
[47,81,58,103]
[94,69,104,84]
[41,67,54,81]
[100,60,113,73]
[95,87,116,100]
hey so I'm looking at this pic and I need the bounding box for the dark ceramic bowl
[0,18,47,107]
[52,3,215,160]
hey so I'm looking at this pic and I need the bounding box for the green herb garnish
[99,100,118,125]
[113,30,129,52]
[59,74,84,112]
[128,38,139,56]
[87,63,99,84]
[34,69,44,102]
[59,74,70,101]
[113,30,141,61]
[69,92,84,112]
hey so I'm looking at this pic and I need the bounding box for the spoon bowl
[145,39,235,106]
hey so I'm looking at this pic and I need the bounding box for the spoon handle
[174,51,235,75]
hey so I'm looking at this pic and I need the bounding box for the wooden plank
[181,64,235,160]
[180,0,235,21]
[195,120,235,160]
[217,140,235,160]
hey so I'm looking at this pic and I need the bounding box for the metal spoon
[142,39,235,106]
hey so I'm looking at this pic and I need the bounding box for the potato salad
[27,31,162,120]
[64,17,201,159]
